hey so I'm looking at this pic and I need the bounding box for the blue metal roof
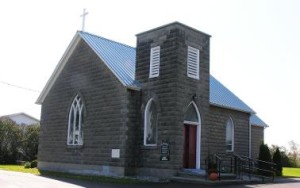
[250,114,268,127]
[210,76,255,113]
[79,31,140,89]
[79,31,266,127]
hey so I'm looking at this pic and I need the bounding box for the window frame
[149,46,160,78]
[144,98,158,146]
[184,102,200,126]
[67,94,84,146]
[225,117,234,152]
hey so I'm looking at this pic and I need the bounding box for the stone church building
[36,22,268,178]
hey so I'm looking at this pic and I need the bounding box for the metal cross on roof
[80,8,88,31]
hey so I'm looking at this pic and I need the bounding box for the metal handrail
[206,152,276,182]
[205,154,222,181]
[238,154,276,181]
[214,154,222,180]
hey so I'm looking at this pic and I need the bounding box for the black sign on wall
[160,142,170,161]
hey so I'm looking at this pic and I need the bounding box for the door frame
[183,101,201,169]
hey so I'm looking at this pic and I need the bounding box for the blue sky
[0,0,299,148]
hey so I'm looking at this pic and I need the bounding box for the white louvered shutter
[149,46,160,78]
[187,46,200,79]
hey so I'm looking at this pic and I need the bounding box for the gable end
[36,32,82,104]
[36,32,140,105]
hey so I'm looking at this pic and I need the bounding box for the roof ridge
[78,31,136,50]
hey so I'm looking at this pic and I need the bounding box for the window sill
[141,145,158,150]
[67,144,84,149]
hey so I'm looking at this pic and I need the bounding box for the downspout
[249,115,252,158]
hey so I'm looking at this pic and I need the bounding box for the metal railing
[205,152,276,182]
[205,154,222,180]
[239,155,276,182]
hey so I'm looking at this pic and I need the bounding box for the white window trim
[226,117,234,152]
[184,101,202,169]
[187,46,200,79]
[149,46,160,78]
[67,95,84,146]
[184,120,200,126]
[144,98,157,146]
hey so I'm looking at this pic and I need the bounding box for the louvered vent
[187,46,200,79]
[149,46,160,78]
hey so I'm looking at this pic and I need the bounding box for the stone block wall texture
[207,106,250,157]
[123,89,141,175]
[38,39,129,175]
[251,126,264,159]
[38,22,264,178]
[135,23,211,175]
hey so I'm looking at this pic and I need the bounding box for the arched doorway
[183,102,201,169]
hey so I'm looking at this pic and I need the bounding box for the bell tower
[135,22,211,175]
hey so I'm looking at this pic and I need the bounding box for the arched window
[67,95,84,145]
[226,118,234,151]
[144,99,157,146]
[184,102,199,124]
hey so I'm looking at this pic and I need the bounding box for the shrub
[273,148,283,176]
[206,155,218,174]
[22,124,40,161]
[24,162,31,169]
[31,160,38,168]
[258,143,272,176]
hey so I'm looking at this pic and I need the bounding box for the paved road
[1,170,300,188]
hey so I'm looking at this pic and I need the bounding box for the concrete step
[171,170,266,186]
[171,174,271,186]
[177,169,206,178]
[171,176,252,186]
[177,169,237,180]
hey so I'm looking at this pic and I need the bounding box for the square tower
[135,22,211,177]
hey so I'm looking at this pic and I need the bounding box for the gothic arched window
[144,99,157,146]
[184,102,199,123]
[226,117,234,151]
[67,95,84,145]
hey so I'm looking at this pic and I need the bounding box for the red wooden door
[183,124,197,168]
[188,125,197,168]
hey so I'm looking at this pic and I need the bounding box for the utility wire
[0,80,40,93]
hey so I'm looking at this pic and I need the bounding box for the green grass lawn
[0,164,147,184]
[0,164,40,175]
[2,165,300,180]
[283,167,300,178]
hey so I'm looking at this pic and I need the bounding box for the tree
[258,143,272,176]
[281,151,293,167]
[259,143,272,162]
[22,124,40,161]
[0,119,40,164]
[0,119,22,163]
[288,140,300,167]
[273,148,283,176]
[270,145,292,167]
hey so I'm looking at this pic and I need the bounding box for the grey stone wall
[123,89,141,175]
[38,39,128,176]
[38,22,261,179]
[251,125,264,159]
[207,106,250,157]
[135,22,211,176]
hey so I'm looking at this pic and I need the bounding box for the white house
[0,112,40,125]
